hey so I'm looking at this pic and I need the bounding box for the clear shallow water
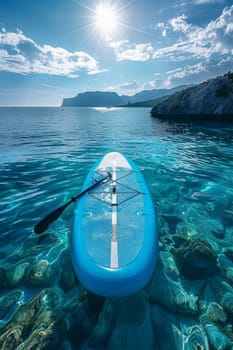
[0,107,233,349]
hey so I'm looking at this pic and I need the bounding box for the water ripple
[0,107,233,347]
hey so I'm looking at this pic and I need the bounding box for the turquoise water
[0,107,233,349]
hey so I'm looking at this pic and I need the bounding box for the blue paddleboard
[72,152,157,297]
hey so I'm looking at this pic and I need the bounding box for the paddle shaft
[34,173,111,234]
[72,173,111,201]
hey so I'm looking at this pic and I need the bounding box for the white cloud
[117,80,139,90]
[109,5,233,62]
[0,29,102,76]
[164,62,207,87]
[146,80,157,88]
[205,5,233,53]
[143,80,158,89]
[171,62,206,79]
[165,55,233,87]
[107,80,141,95]
[156,22,165,29]
[225,22,233,34]
[155,22,168,37]
[153,5,233,60]
[193,0,225,4]
[109,40,153,61]
[169,14,191,33]
[155,5,233,88]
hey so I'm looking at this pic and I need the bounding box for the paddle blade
[34,202,70,234]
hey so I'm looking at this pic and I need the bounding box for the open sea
[0,106,233,349]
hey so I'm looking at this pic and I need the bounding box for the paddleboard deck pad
[72,152,157,297]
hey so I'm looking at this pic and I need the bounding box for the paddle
[34,173,111,234]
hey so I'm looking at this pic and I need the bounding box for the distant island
[61,85,188,107]
[61,73,233,119]
[151,72,233,119]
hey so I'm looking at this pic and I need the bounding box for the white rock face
[151,74,233,118]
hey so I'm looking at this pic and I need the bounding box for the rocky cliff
[151,73,233,119]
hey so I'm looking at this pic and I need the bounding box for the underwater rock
[224,227,233,247]
[6,261,30,288]
[204,201,215,213]
[149,261,199,315]
[183,324,211,350]
[62,285,82,314]
[176,222,200,240]
[206,219,225,239]
[159,198,175,215]
[26,258,58,287]
[59,340,75,350]
[218,253,233,269]
[151,304,180,349]
[59,250,77,293]
[224,246,233,262]
[82,290,105,325]
[173,238,218,280]
[222,325,233,344]
[108,292,155,350]
[0,251,6,260]
[16,309,67,350]
[65,287,105,348]
[151,304,210,350]
[177,203,204,226]
[59,269,76,293]
[200,181,229,208]
[60,248,73,269]
[161,214,182,232]
[204,323,232,350]
[159,251,180,281]
[0,267,8,288]
[36,233,61,245]
[199,302,227,325]
[85,298,118,349]
[0,290,23,319]
[14,234,61,260]
[86,291,155,350]
[172,234,189,247]
[217,254,233,284]
[0,288,66,350]
[59,248,78,292]
[225,267,233,284]
[210,277,233,315]
[220,293,233,315]
[223,207,233,225]
[158,217,170,238]
[199,300,233,345]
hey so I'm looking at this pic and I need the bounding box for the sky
[0,0,232,106]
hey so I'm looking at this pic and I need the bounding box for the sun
[75,0,132,41]
[93,2,121,39]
